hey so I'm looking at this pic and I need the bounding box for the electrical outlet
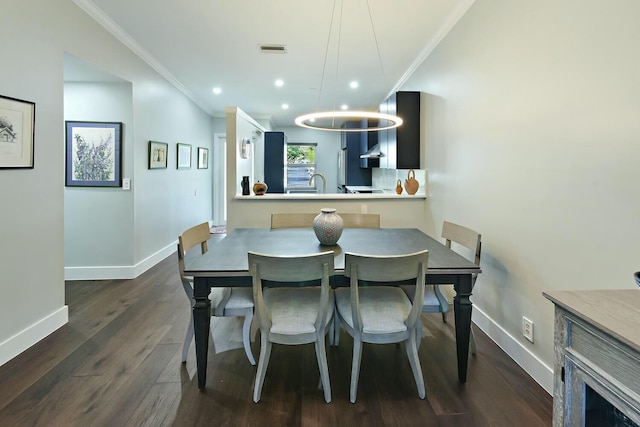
[361,204,368,214]
[523,317,534,343]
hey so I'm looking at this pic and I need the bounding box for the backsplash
[372,168,426,195]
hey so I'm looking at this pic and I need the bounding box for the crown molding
[72,0,211,114]
[390,0,476,97]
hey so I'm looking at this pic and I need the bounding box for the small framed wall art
[0,94,36,169]
[65,121,122,187]
[148,141,168,169]
[197,147,209,169]
[177,143,191,169]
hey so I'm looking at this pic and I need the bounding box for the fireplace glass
[585,385,638,427]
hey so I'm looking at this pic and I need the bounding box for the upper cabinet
[378,91,421,169]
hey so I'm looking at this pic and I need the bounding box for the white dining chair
[177,222,255,365]
[248,250,335,403]
[403,221,481,354]
[334,250,429,403]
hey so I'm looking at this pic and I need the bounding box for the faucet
[309,173,326,194]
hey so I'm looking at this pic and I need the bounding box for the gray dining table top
[185,228,480,277]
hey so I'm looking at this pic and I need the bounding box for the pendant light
[294,0,402,132]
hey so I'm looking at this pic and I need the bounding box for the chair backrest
[442,221,481,266]
[634,271,640,287]
[177,222,211,279]
[271,213,380,229]
[248,251,335,333]
[344,250,429,333]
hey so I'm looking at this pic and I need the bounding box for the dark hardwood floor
[0,236,552,426]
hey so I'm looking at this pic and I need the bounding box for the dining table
[185,227,481,389]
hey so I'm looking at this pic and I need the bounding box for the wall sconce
[240,137,252,159]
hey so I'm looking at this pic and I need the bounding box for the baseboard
[64,241,177,281]
[472,305,553,394]
[0,306,68,367]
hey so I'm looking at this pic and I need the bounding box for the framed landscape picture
[65,121,122,187]
[148,141,168,169]
[0,94,35,169]
[177,143,191,169]
[197,147,209,169]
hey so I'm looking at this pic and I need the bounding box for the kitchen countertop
[234,192,426,200]
[345,185,383,193]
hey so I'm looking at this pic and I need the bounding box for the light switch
[123,178,131,190]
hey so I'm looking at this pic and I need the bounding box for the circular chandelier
[295,111,402,132]
[295,0,402,132]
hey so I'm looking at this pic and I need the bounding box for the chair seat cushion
[208,287,254,311]
[264,287,334,335]
[335,286,411,334]
[400,284,450,313]
[225,287,254,309]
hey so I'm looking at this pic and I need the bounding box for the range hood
[360,143,381,159]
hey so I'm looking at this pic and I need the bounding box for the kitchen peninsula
[226,107,430,231]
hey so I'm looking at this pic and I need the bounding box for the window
[286,143,316,190]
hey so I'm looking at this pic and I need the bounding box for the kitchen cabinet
[264,131,285,193]
[378,91,421,169]
[340,121,371,192]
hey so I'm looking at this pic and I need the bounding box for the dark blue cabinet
[264,131,285,193]
[378,91,420,169]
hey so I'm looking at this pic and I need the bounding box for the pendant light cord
[366,0,388,89]
[316,0,338,115]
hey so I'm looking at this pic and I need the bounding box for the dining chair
[178,222,255,365]
[334,250,429,403]
[408,221,482,354]
[248,250,335,403]
[270,212,380,229]
[271,212,380,349]
[634,271,640,287]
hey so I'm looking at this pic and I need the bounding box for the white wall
[0,0,213,365]
[402,0,640,392]
[64,81,135,269]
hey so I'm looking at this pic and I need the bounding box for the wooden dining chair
[334,250,429,403]
[248,251,335,403]
[178,222,255,365]
[270,212,380,229]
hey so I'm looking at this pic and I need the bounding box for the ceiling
[77,0,473,127]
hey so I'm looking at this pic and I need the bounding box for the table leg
[193,277,211,389]
[453,274,473,382]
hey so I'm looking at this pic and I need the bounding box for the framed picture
[148,141,168,169]
[0,94,35,169]
[197,147,209,169]
[177,143,191,169]
[65,121,122,187]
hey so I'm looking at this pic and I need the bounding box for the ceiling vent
[259,44,287,54]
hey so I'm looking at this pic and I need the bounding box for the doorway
[212,133,226,226]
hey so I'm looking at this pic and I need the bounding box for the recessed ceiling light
[341,104,348,110]
[349,81,359,89]
[281,104,289,110]
[275,79,284,87]
[212,87,222,95]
